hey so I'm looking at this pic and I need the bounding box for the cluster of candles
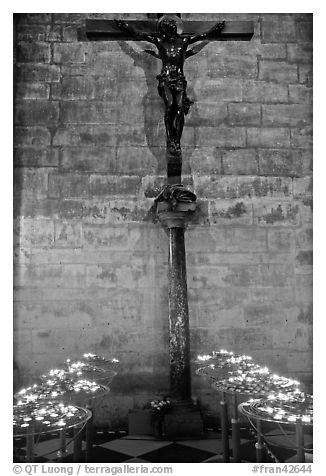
[16,376,104,404]
[196,349,301,396]
[13,401,90,435]
[14,353,118,433]
[242,393,313,425]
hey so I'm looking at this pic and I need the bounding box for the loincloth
[156,70,187,92]
[156,71,193,114]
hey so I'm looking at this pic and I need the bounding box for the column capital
[156,201,196,228]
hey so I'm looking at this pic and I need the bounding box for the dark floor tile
[140,442,216,463]
[89,446,131,463]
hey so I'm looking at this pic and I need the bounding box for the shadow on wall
[117,40,210,176]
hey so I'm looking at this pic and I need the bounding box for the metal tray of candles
[81,353,119,369]
[15,379,109,405]
[64,359,117,387]
[196,353,264,382]
[13,401,92,437]
[211,372,301,397]
[239,393,313,426]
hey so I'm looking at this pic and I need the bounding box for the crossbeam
[85,19,254,41]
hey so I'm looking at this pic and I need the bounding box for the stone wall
[13,13,313,427]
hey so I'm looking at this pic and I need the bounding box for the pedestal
[163,401,203,437]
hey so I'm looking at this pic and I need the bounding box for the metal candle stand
[13,402,92,463]
[195,352,302,463]
[14,355,119,462]
[238,395,313,463]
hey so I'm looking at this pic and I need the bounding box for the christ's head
[159,18,178,38]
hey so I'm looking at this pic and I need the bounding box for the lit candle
[287,416,296,422]
[301,415,311,423]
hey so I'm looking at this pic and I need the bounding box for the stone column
[156,201,195,402]
[168,224,191,401]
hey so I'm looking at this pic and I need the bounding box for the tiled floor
[14,428,312,463]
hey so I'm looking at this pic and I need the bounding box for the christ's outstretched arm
[186,21,225,45]
[115,19,158,44]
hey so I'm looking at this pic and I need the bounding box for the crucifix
[85,14,254,412]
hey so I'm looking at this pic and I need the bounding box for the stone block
[252,42,287,59]
[187,148,222,175]
[262,104,312,128]
[254,202,300,226]
[53,43,89,63]
[247,128,290,148]
[298,65,313,86]
[296,250,313,266]
[48,173,90,198]
[14,168,49,198]
[128,409,152,436]
[57,199,107,220]
[186,227,226,252]
[83,225,129,250]
[242,81,288,103]
[193,78,242,102]
[187,52,258,79]
[163,406,203,437]
[14,127,51,146]
[225,228,267,252]
[295,227,313,250]
[296,21,313,42]
[267,229,295,252]
[116,147,159,175]
[90,175,141,197]
[108,200,151,224]
[186,103,227,127]
[259,61,298,83]
[258,149,305,177]
[60,101,120,124]
[53,125,118,147]
[14,147,59,168]
[250,287,294,303]
[237,176,292,198]
[15,13,52,23]
[61,147,117,173]
[15,64,60,82]
[116,124,149,147]
[15,197,60,219]
[16,82,50,100]
[17,218,55,248]
[54,221,83,248]
[243,303,285,326]
[290,126,313,148]
[16,41,51,63]
[14,329,33,354]
[188,265,232,289]
[289,85,312,104]
[293,177,313,199]
[209,200,253,225]
[228,103,261,126]
[287,43,312,64]
[193,175,237,199]
[222,149,259,175]
[62,25,78,42]
[15,100,59,125]
[261,20,297,43]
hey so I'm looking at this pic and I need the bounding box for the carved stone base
[156,201,196,229]
[162,402,204,437]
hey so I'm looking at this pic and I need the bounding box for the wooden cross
[85,16,254,184]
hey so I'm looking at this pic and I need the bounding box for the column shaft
[168,226,191,401]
